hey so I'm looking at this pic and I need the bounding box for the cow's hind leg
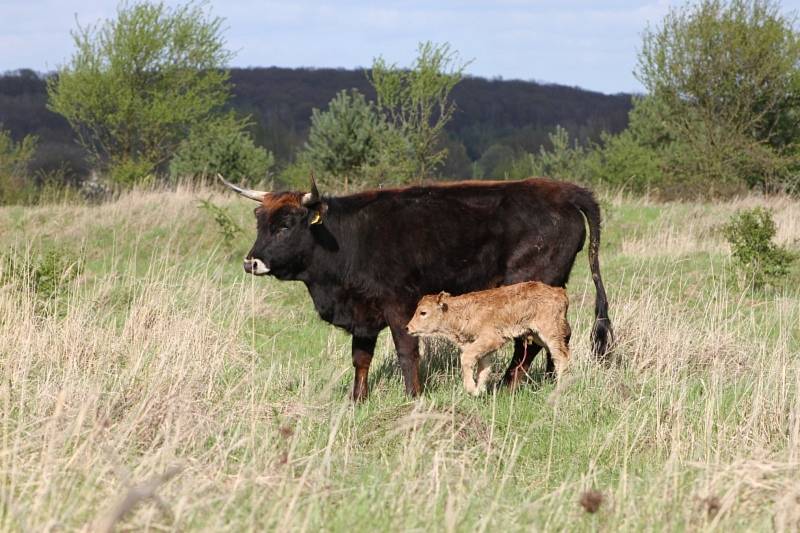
[502,338,544,389]
[352,335,378,402]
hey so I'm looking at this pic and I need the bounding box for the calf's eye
[420,311,428,317]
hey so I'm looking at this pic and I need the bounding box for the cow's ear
[302,172,326,225]
[435,291,450,304]
[307,203,328,226]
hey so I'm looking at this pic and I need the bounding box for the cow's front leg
[352,335,378,402]
[388,321,421,397]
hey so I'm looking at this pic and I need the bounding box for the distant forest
[0,67,632,181]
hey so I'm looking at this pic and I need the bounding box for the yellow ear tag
[310,211,322,225]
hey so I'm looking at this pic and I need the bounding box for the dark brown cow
[219,174,611,401]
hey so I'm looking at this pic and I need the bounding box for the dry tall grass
[1,187,798,530]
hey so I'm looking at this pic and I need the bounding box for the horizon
[3,1,800,94]
[0,0,756,96]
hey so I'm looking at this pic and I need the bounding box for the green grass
[1,186,799,531]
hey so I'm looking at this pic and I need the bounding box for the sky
[2,0,800,94]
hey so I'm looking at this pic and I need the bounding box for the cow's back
[328,179,587,294]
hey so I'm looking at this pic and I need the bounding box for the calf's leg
[540,329,571,385]
[475,353,494,395]
[462,337,504,396]
[460,350,479,396]
[352,335,378,402]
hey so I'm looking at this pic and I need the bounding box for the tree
[368,42,470,180]
[47,1,233,184]
[302,89,386,189]
[170,112,274,183]
[636,0,800,192]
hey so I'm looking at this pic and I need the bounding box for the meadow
[1,185,799,531]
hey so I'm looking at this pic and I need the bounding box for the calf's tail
[573,189,613,359]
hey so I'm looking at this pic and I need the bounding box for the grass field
[1,186,799,531]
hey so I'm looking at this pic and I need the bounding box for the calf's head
[406,292,451,336]
[218,174,327,280]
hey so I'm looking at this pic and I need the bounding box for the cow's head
[218,174,327,280]
[406,291,451,336]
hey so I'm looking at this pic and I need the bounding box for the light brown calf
[406,281,571,396]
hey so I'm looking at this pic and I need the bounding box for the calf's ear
[435,291,451,304]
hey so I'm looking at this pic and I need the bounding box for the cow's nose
[243,257,269,276]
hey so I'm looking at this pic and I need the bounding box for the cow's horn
[301,171,321,206]
[217,173,268,202]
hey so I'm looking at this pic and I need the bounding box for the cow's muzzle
[243,257,270,276]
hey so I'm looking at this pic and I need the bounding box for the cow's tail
[573,189,613,359]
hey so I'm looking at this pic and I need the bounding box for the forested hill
[0,67,633,179]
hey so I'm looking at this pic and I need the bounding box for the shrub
[2,247,83,301]
[47,1,234,184]
[197,198,242,251]
[369,41,469,180]
[722,207,796,289]
[507,126,591,182]
[636,0,800,193]
[0,125,38,204]
[171,113,274,183]
[302,89,386,189]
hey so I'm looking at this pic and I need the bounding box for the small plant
[722,207,795,289]
[1,247,83,300]
[198,198,242,250]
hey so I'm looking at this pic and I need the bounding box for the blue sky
[1,1,799,94]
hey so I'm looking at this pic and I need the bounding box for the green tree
[302,89,386,189]
[0,125,38,204]
[368,42,470,180]
[478,143,515,178]
[171,113,274,183]
[47,1,233,184]
[583,97,672,193]
[508,126,590,181]
[637,0,800,192]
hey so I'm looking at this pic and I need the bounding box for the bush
[636,0,800,193]
[302,89,386,189]
[109,158,155,187]
[2,247,83,301]
[369,41,469,180]
[47,1,234,185]
[197,197,242,251]
[507,126,591,182]
[171,113,274,183]
[722,207,796,289]
[0,125,38,204]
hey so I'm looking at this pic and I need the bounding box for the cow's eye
[420,310,428,317]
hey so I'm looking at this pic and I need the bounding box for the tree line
[2,0,800,203]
